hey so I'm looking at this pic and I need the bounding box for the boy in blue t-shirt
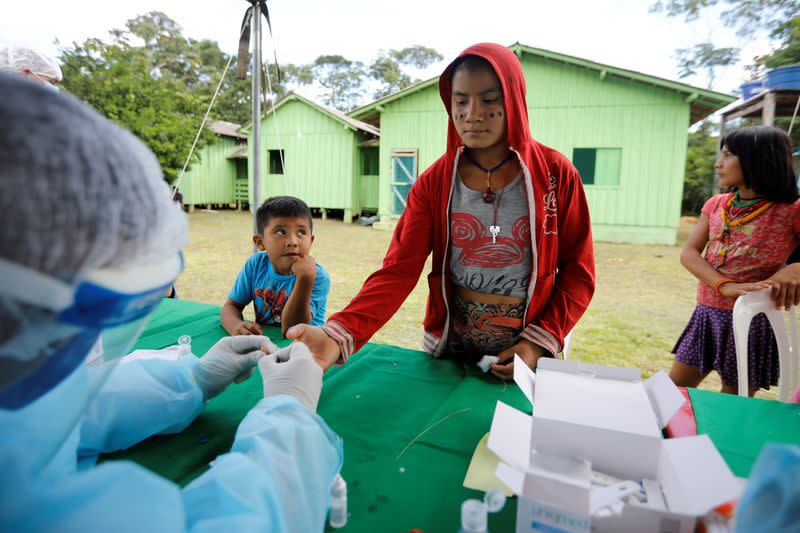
[221,196,330,337]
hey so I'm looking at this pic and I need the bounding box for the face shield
[0,252,183,410]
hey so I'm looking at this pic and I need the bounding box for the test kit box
[487,357,742,533]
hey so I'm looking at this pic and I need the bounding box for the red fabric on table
[664,386,698,438]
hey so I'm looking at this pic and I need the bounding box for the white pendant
[489,225,500,243]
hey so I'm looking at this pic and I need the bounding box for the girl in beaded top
[670,126,800,396]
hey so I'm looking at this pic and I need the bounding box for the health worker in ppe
[0,73,343,532]
[0,44,62,86]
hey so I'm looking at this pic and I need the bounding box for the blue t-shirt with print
[228,252,330,326]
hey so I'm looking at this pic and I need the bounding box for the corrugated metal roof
[208,120,246,139]
[240,92,380,137]
[358,138,380,148]
[310,96,380,136]
[227,145,248,159]
[349,43,735,125]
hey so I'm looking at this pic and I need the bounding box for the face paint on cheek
[498,111,503,117]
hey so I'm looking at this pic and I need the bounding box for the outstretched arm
[290,175,436,369]
[79,336,273,459]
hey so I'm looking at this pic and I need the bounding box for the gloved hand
[192,335,278,400]
[259,341,323,412]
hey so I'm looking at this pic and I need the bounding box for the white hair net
[0,71,188,287]
[0,45,63,81]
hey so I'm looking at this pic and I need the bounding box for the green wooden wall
[521,58,689,245]
[370,55,692,245]
[248,98,369,219]
[179,135,239,206]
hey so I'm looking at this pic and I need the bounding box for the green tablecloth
[105,299,529,532]
[105,298,800,532]
[688,387,800,477]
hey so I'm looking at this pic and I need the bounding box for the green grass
[177,210,777,398]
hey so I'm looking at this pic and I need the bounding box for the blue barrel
[766,65,800,89]
[740,80,764,100]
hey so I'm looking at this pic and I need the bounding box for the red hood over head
[439,43,532,153]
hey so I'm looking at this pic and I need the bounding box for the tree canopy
[58,11,442,182]
[653,3,800,213]
[651,0,800,86]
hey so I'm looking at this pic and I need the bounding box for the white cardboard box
[487,357,742,533]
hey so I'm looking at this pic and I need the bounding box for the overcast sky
[2,0,779,98]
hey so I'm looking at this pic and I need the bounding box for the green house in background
[349,43,735,245]
[244,92,380,222]
[178,120,249,210]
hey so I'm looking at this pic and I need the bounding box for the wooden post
[763,92,776,126]
[251,3,262,248]
[344,208,353,224]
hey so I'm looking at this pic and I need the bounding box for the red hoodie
[324,43,595,360]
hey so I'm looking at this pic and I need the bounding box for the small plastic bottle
[177,335,192,355]
[329,474,347,529]
[459,499,488,533]
[483,490,506,513]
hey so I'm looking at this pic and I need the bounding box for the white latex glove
[192,335,278,400]
[259,341,323,412]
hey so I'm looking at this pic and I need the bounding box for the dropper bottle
[459,499,488,533]
[177,335,192,355]
[329,474,347,528]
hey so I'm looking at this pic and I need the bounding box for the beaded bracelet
[713,277,735,294]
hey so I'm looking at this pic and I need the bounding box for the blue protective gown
[0,356,343,532]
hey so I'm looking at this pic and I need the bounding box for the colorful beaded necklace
[711,192,772,268]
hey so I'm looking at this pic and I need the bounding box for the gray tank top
[449,171,532,298]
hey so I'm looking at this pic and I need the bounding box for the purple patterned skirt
[673,303,779,389]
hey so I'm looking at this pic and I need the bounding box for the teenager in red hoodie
[289,43,595,379]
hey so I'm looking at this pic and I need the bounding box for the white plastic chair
[732,288,799,401]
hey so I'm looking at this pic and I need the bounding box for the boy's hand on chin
[290,254,317,280]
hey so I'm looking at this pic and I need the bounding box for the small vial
[459,499,488,533]
[483,490,506,513]
[177,335,192,355]
[329,474,347,529]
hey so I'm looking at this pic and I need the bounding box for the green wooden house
[244,92,380,222]
[349,43,735,245]
[178,120,249,209]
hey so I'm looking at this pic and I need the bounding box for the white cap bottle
[177,334,192,355]
[329,474,347,529]
[460,499,488,533]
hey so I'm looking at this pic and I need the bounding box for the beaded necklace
[730,191,764,208]
[464,151,514,203]
[711,193,773,268]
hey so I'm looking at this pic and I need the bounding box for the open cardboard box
[487,357,742,533]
